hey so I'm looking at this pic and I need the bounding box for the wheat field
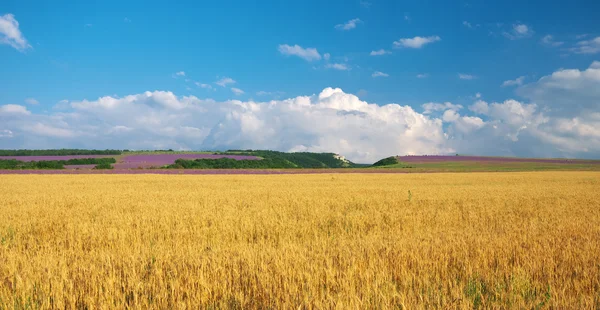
[0,172,599,309]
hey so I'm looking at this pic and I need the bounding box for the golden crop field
[1,172,599,309]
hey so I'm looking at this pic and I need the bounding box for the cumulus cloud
[502,76,525,87]
[372,71,389,77]
[335,18,362,31]
[416,73,429,78]
[517,60,600,117]
[0,14,31,51]
[503,23,534,40]
[325,63,349,71]
[370,49,391,56]
[422,102,463,114]
[393,36,441,48]
[0,104,30,115]
[569,36,600,54]
[3,62,600,161]
[215,77,236,87]
[278,44,322,61]
[27,123,76,138]
[0,88,453,162]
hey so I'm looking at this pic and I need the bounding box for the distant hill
[169,150,363,169]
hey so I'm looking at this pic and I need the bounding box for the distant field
[1,152,599,173]
[366,155,600,172]
[1,172,599,308]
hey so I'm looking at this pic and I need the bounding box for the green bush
[93,163,113,169]
[371,156,399,167]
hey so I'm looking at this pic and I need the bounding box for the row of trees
[221,150,358,168]
[0,158,116,169]
[168,151,361,169]
[0,149,122,156]
[168,158,297,169]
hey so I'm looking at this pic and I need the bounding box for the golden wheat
[0,172,599,309]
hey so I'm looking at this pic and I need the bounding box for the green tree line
[0,158,116,169]
[0,149,122,156]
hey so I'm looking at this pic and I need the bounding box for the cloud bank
[1,62,599,162]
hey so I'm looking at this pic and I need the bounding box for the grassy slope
[372,160,600,172]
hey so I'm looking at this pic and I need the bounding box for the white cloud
[25,98,39,105]
[0,88,455,162]
[517,61,600,116]
[0,129,13,138]
[422,102,463,114]
[175,71,185,77]
[0,14,31,51]
[323,53,331,61]
[0,104,30,115]
[195,82,214,90]
[256,91,284,97]
[215,77,236,87]
[502,76,525,87]
[335,18,362,31]
[475,93,482,98]
[370,49,391,56]
[569,36,600,54]
[416,73,429,78]
[326,63,349,71]
[231,87,244,95]
[442,110,460,122]
[27,123,76,138]
[393,36,441,49]
[503,23,534,40]
[458,73,476,80]
[541,35,564,47]
[469,100,489,115]
[4,62,600,161]
[463,21,472,28]
[278,44,321,61]
[372,71,389,78]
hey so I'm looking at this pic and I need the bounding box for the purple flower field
[113,154,260,169]
[0,155,114,162]
[398,155,600,164]
[64,165,97,170]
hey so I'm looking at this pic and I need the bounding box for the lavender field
[0,155,114,162]
[398,155,600,164]
[113,154,260,169]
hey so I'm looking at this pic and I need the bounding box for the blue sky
[1,0,600,161]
